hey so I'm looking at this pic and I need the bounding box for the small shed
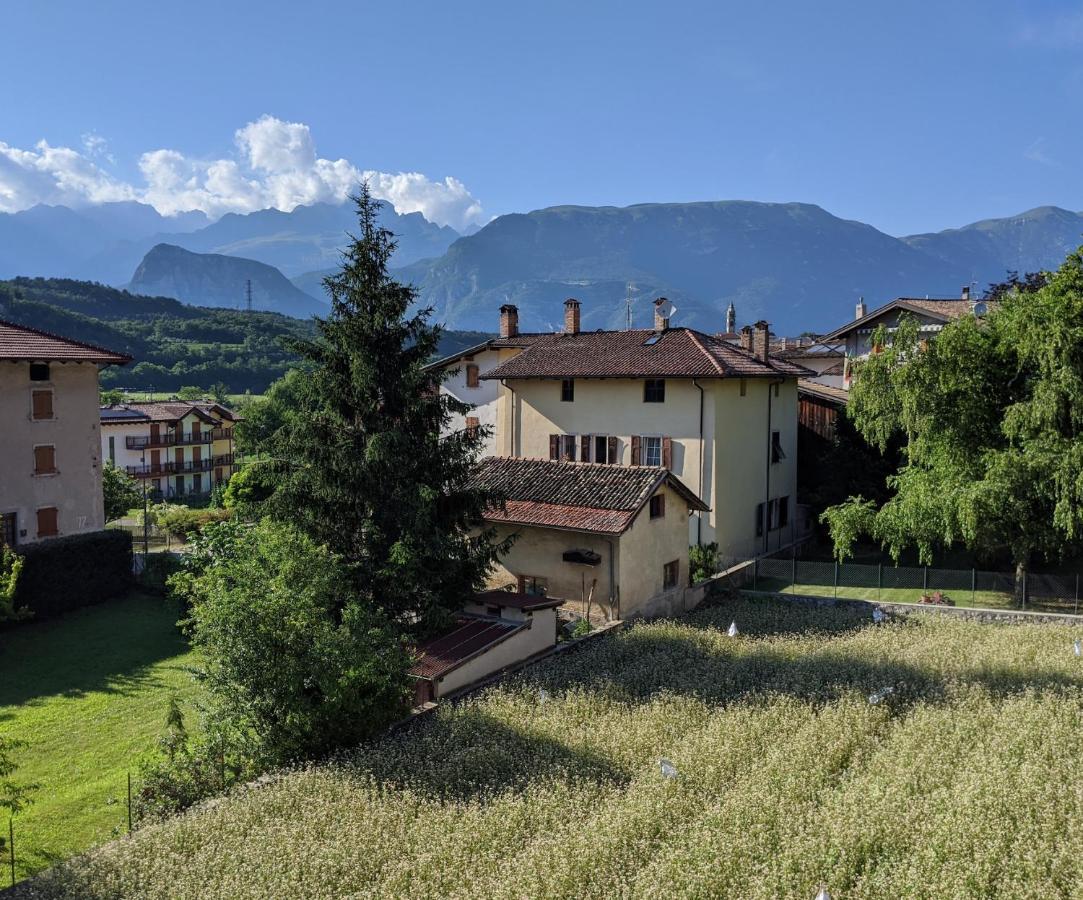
[408,591,564,705]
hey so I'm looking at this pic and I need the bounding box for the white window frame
[640,435,663,467]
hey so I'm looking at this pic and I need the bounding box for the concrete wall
[435,609,558,696]
[617,484,694,617]
[712,377,799,559]
[0,360,105,545]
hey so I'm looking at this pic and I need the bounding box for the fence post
[9,818,14,889]
[753,558,758,591]
[1022,571,1027,610]
[833,561,839,599]
[1075,574,1079,615]
[972,568,976,607]
[878,563,882,603]
[923,565,928,593]
[792,553,797,595]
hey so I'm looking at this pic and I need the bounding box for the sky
[1,0,1081,234]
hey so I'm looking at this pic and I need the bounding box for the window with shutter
[630,435,641,465]
[466,364,480,388]
[594,435,608,464]
[607,435,618,464]
[465,416,480,437]
[560,435,576,461]
[581,435,591,461]
[641,436,662,467]
[36,507,58,537]
[662,436,672,469]
[31,389,53,420]
[33,445,56,475]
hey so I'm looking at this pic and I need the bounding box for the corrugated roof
[0,319,130,365]
[472,457,708,535]
[408,616,525,680]
[481,327,810,381]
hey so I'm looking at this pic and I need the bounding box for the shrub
[0,545,28,623]
[138,553,183,596]
[689,542,720,584]
[157,506,231,540]
[11,529,133,620]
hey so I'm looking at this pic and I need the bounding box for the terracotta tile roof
[425,333,549,371]
[819,298,998,342]
[408,616,526,680]
[472,589,565,611]
[99,401,231,424]
[481,327,810,381]
[0,318,130,365]
[473,457,708,535]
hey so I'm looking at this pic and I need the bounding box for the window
[1,513,16,548]
[755,502,764,537]
[778,496,790,530]
[31,389,53,420]
[649,493,666,519]
[29,363,50,381]
[560,435,577,461]
[739,378,747,397]
[465,364,480,388]
[561,379,574,402]
[36,507,59,538]
[771,431,785,463]
[193,473,202,495]
[642,436,662,467]
[663,559,679,590]
[518,575,548,597]
[33,445,56,475]
[486,604,502,617]
[175,475,185,496]
[465,416,480,437]
[594,435,615,464]
[767,499,779,531]
[108,435,115,464]
[644,379,665,403]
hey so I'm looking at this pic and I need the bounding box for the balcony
[125,453,235,478]
[125,427,231,451]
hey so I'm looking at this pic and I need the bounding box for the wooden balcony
[125,454,235,478]
[125,427,231,450]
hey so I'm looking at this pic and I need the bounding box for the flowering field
[17,597,1083,899]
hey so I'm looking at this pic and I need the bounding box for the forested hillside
[0,278,489,393]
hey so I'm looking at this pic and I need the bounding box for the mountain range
[2,198,1082,336]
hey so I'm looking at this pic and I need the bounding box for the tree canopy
[823,247,1083,578]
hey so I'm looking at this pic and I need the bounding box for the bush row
[11,529,133,621]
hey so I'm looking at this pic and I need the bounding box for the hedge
[12,529,134,621]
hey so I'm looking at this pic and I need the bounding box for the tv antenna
[625,281,637,330]
[245,279,253,313]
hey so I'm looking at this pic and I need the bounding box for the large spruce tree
[265,185,505,630]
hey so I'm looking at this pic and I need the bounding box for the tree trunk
[1015,559,1027,607]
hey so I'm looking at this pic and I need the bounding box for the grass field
[17,596,1083,899]
[1,594,200,882]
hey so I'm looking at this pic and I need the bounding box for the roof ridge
[686,330,726,375]
[0,317,130,362]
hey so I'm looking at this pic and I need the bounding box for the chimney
[753,320,770,362]
[563,298,581,334]
[499,304,519,338]
[961,285,970,302]
[855,296,866,320]
[654,297,671,331]
[725,301,736,334]
[739,324,753,352]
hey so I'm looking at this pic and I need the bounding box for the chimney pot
[499,304,519,338]
[563,298,581,335]
[753,320,770,362]
[855,296,867,320]
[654,297,671,331]
[739,324,754,352]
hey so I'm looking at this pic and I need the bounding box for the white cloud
[1023,137,1059,168]
[0,115,486,231]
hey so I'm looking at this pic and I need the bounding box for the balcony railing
[125,427,232,450]
[125,454,235,478]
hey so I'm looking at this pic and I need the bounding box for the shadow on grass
[0,592,193,709]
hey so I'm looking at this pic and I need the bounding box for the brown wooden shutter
[549,434,559,460]
[662,436,672,469]
[34,445,55,474]
[607,435,618,464]
[31,390,53,420]
[466,364,480,388]
[581,435,591,462]
[631,435,641,465]
[36,507,58,537]
[465,416,479,437]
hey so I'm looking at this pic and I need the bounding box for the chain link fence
[749,554,1082,614]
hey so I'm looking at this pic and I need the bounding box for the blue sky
[2,0,1081,233]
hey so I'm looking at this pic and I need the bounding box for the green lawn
[0,594,201,882]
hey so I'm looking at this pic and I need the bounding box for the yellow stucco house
[435,299,810,560]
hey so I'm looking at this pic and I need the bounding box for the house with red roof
[0,319,130,546]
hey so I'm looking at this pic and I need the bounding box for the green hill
[0,277,490,393]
